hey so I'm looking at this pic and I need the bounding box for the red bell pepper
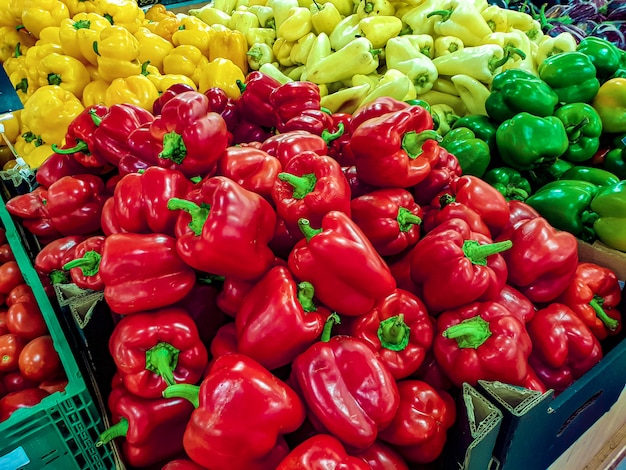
[278,108,335,136]
[204,87,239,135]
[235,266,331,370]
[163,353,306,470]
[270,80,323,124]
[34,235,85,296]
[0,388,49,422]
[162,459,206,470]
[149,90,229,178]
[102,167,195,237]
[350,288,434,380]
[97,381,195,468]
[379,380,455,464]
[412,146,462,206]
[409,218,511,312]
[216,276,255,317]
[91,103,155,166]
[168,176,276,281]
[125,124,161,170]
[342,165,376,199]
[523,365,548,393]
[433,301,533,387]
[4,188,60,242]
[386,250,420,294]
[272,151,351,239]
[175,282,227,346]
[288,211,396,317]
[216,146,282,201]
[261,130,329,167]
[276,434,372,470]
[496,217,579,303]
[45,174,107,237]
[35,152,104,189]
[236,71,281,129]
[423,196,492,239]
[289,318,400,450]
[231,120,273,145]
[492,284,536,323]
[153,82,196,115]
[502,199,540,233]
[62,235,105,291]
[324,112,353,166]
[414,351,454,391]
[98,233,196,314]
[527,303,603,392]
[350,188,423,257]
[51,104,109,168]
[108,307,208,399]
[556,262,622,340]
[353,440,409,470]
[350,103,440,188]
[210,322,238,361]
[349,96,411,133]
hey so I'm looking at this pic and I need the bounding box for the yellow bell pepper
[145,15,181,43]
[209,29,249,74]
[289,32,316,66]
[229,9,259,40]
[13,128,45,157]
[24,42,64,82]
[434,35,463,57]
[21,0,70,39]
[81,78,109,107]
[277,7,312,42]
[63,0,98,16]
[94,25,142,81]
[136,27,175,73]
[268,0,299,30]
[248,5,275,28]
[93,0,145,33]
[21,142,53,169]
[0,25,36,62]
[178,14,215,33]
[198,57,245,98]
[534,32,577,68]
[451,74,489,115]
[4,55,34,103]
[34,52,91,99]
[144,4,177,22]
[21,85,84,146]
[104,74,159,111]
[163,44,209,86]
[58,12,110,65]
[0,112,21,144]
[146,71,197,93]
[247,42,274,70]
[272,37,295,67]
[356,0,395,18]
[329,14,360,51]
[310,1,341,36]
[481,5,507,32]
[259,62,293,83]
[188,5,232,27]
[429,0,493,47]
[0,0,25,27]
[358,15,402,49]
[171,26,211,57]
[306,37,380,84]
[37,25,62,45]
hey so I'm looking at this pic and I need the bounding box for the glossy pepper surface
[554,103,603,163]
[109,308,208,399]
[483,167,532,201]
[236,71,281,128]
[5,187,62,242]
[590,180,626,251]
[62,235,106,291]
[577,36,621,79]
[34,235,84,296]
[288,211,396,317]
[276,434,371,470]
[592,78,626,134]
[260,130,329,167]
[440,127,490,177]
[411,145,462,206]
[217,146,281,201]
[538,51,600,103]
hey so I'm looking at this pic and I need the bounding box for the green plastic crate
[0,201,116,470]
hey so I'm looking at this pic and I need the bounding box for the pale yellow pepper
[247,42,274,70]
[481,5,507,32]
[289,32,316,66]
[434,36,464,57]
[306,37,380,84]
[245,27,276,47]
[136,27,175,73]
[229,9,260,39]
[310,1,341,36]
[198,57,245,98]
[360,68,414,105]
[268,0,299,30]
[277,7,312,42]
[417,90,467,117]
[104,74,159,111]
[320,83,371,114]
[356,0,395,18]
[329,14,360,51]
[247,5,275,28]
[535,32,577,68]
[162,44,209,86]
[273,37,296,67]
[359,16,402,49]
[188,5,232,27]
[21,0,70,39]
[300,32,331,81]
[451,74,490,115]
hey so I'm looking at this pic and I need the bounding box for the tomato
[6,301,48,341]
[0,244,15,264]
[18,335,62,382]
[0,229,6,245]
[0,262,24,294]
[0,334,27,373]
[0,310,8,336]
[38,376,69,394]
[6,284,36,307]
[3,371,38,393]
[162,460,207,470]
[0,388,50,422]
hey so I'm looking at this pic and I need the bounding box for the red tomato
[3,371,38,393]
[161,459,207,470]
[0,262,24,294]
[0,229,6,245]
[0,244,15,264]
[6,284,36,307]
[0,334,26,373]
[0,310,8,336]
[38,376,69,395]
[6,301,48,340]
[18,335,62,382]
[0,388,49,422]
[0,377,5,399]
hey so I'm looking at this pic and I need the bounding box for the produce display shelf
[0,200,116,470]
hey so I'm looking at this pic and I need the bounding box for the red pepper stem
[590,298,619,331]
[49,270,69,285]
[167,198,210,236]
[321,312,341,342]
[162,384,200,408]
[298,218,322,241]
[462,239,512,266]
[297,281,317,313]
[51,141,89,155]
[321,122,345,145]
[442,316,492,348]
[62,250,101,276]
[397,207,421,232]
[236,79,246,93]
[89,109,103,126]
[277,172,317,199]
[96,418,129,447]
[377,314,410,351]
[145,342,180,387]
[159,131,187,164]
[402,130,441,159]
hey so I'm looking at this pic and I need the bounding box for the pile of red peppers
[4,75,624,470]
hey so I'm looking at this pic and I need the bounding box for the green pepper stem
[590,298,619,331]
[462,239,513,266]
[321,122,344,145]
[402,130,441,159]
[140,60,151,76]
[397,207,421,232]
[162,384,200,408]
[62,250,102,276]
[439,193,455,207]
[96,418,129,447]
[277,172,317,199]
[145,342,180,387]
[566,116,590,143]
[89,109,102,126]
[490,47,526,72]
[321,312,341,342]
[377,314,411,351]
[50,270,69,285]
[506,187,529,201]
[298,218,322,241]
[159,132,187,163]
[15,78,28,94]
[51,141,89,155]
[236,79,246,93]
[14,42,21,58]
[167,198,210,236]
[297,281,317,313]
[426,8,453,21]
[442,316,492,348]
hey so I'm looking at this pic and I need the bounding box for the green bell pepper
[485,68,559,123]
[559,166,620,187]
[525,180,600,241]
[440,127,490,177]
[451,114,497,154]
[590,180,626,251]
[553,103,603,163]
[496,112,569,170]
[538,52,601,104]
[603,147,626,179]
[528,158,575,189]
[483,167,532,201]
[576,36,622,80]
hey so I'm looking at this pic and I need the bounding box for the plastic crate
[0,201,116,470]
